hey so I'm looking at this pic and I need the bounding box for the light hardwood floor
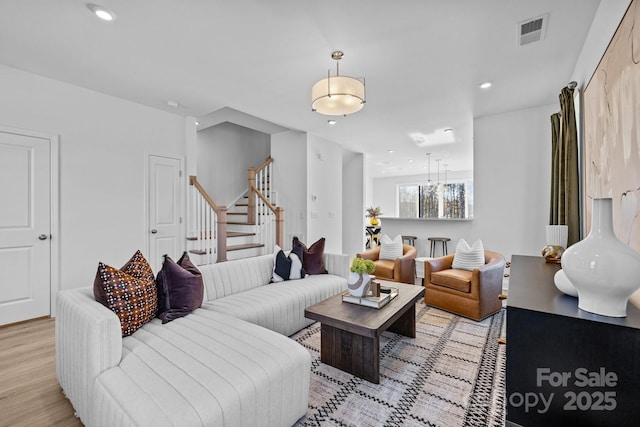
[0,317,82,427]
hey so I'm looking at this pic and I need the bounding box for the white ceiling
[0,0,601,177]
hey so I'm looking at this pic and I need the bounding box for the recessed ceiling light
[327,119,337,125]
[86,3,115,21]
[195,121,200,126]
[388,149,394,153]
[444,128,453,133]
[479,81,492,89]
[408,159,413,163]
[167,100,179,108]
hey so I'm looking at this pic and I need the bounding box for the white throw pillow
[452,239,485,271]
[379,234,403,260]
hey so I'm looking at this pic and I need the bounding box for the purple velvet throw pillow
[292,237,328,275]
[156,252,204,323]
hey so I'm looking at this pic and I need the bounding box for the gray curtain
[549,87,580,246]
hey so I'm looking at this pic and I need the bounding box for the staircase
[187,157,283,265]
[224,192,265,260]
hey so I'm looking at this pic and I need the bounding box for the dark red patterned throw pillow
[94,250,158,337]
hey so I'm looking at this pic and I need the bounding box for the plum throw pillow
[272,244,305,282]
[94,250,158,337]
[292,237,327,274]
[379,234,403,260]
[452,239,485,271]
[156,252,204,323]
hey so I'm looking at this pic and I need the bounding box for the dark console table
[506,255,640,427]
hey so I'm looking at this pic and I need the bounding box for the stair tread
[241,196,274,200]
[189,249,212,255]
[229,212,270,216]
[188,231,255,240]
[227,243,264,251]
[186,234,213,241]
[227,231,255,237]
[227,221,252,225]
[190,243,263,255]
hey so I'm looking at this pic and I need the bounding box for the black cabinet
[506,255,640,426]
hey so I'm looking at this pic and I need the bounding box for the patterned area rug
[291,302,506,427]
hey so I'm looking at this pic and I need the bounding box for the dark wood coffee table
[304,281,424,384]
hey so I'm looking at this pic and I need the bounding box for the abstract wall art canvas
[584,0,640,252]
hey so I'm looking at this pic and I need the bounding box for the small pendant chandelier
[444,163,448,187]
[436,159,442,195]
[311,51,366,116]
[426,153,433,188]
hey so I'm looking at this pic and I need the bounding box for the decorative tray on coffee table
[342,286,398,309]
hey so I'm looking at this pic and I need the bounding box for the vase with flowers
[348,258,376,297]
[366,206,383,226]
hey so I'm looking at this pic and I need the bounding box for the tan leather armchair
[424,250,505,320]
[356,244,417,284]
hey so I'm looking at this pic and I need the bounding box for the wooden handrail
[189,176,223,213]
[255,156,272,174]
[250,183,278,213]
[189,175,227,262]
[250,183,284,248]
[247,157,271,226]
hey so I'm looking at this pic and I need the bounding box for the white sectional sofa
[56,252,349,427]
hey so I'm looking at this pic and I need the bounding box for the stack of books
[342,286,398,308]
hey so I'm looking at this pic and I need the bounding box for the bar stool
[402,235,417,246]
[428,237,451,257]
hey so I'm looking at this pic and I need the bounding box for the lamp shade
[311,75,365,116]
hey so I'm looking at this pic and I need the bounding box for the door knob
[38,234,48,240]
[151,229,158,234]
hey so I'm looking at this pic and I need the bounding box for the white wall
[307,135,342,254]
[367,2,633,263]
[271,131,343,253]
[196,122,270,206]
[473,104,557,258]
[342,150,365,257]
[0,65,185,291]
[372,104,557,261]
[1,0,624,299]
[570,0,631,88]
[271,131,308,248]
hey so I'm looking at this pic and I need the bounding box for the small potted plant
[366,206,383,226]
[348,258,376,297]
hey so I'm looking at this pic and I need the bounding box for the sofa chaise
[56,252,349,427]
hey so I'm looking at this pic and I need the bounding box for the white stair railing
[189,176,227,263]
[249,157,283,252]
[255,160,272,253]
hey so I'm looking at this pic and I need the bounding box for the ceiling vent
[518,14,548,46]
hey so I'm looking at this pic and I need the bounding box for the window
[398,181,473,219]
[398,185,418,218]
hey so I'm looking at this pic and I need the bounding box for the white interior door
[148,155,182,272]
[0,130,51,325]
